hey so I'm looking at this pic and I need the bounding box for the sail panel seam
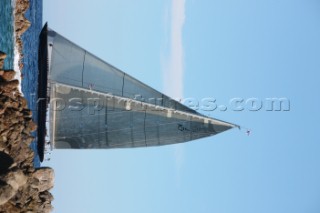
[81,51,87,87]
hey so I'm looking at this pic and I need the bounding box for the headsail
[37,24,237,161]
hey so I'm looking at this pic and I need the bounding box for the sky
[43,0,320,212]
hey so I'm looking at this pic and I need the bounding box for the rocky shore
[14,0,31,71]
[0,0,54,212]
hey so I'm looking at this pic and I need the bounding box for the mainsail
[37,24,238,161]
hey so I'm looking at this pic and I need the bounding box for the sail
[47,29,194,113]
[37,24,237,158]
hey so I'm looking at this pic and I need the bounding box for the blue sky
[43,0,320,212]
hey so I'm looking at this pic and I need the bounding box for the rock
[0,51,6,60]
[0,184,15,206]
[0,105,5,115]
[4,169,28,190]
[21,134,34,146]
[0,68,54,211]
[22,109,32,118]
[39,191,54,202]
[5,99,20,109]
[15,0,30,14]
[0,79,19,91]
[15,16,31,36]
[15,95,28,109]
[24,119,37,132]
[0,70,16,81]
[0,0,55,211]
[0,89,20,100]
[0,169,28,205]
[0,141,7,152]
[8,130,20,141]
[0,51,5,69]
[0,169,54,211]
[31,168,55,192]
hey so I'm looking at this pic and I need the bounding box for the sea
[0,0,43,167]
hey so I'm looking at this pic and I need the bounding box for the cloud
[162,0,186,186]
[163,0,186,99]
